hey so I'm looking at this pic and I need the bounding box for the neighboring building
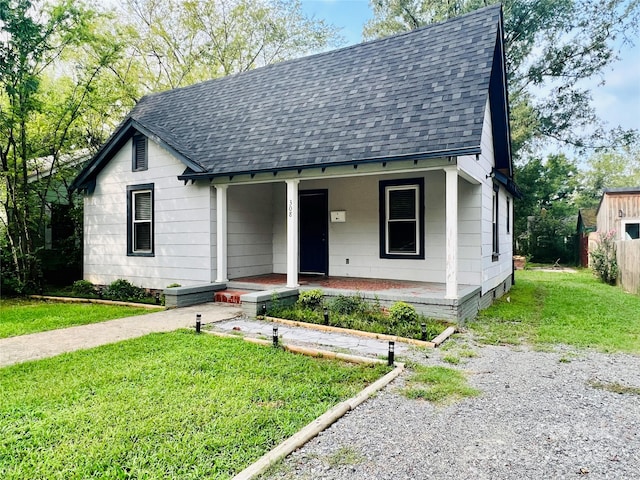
[71,6,520,320]
[592,187,640,295]
[576,208,597,267]
[595,188,640,241]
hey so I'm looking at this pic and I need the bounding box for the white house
[71,5,520,321]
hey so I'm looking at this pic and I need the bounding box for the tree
[513,154,579,261]
[1,0,341,292]
[363,0,640,156]
[576,145,640,209]
[0,0,122,292]
[112,0,340,95]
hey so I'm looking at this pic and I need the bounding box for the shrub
[72,280,95,296]
[590,231,619,285]
[103,279,149,301]
[330,294,367,315]
[297,289,324,310]
[389,301,418,326]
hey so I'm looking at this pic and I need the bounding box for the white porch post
[286,179,300,288]
[445,167,458,299]
[215,184,228,283]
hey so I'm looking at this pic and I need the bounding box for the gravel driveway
[262,337,640,479]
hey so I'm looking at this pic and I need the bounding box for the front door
[299,190,328,275]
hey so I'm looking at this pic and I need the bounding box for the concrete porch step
[214,290,249,304]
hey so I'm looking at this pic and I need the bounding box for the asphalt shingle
[125,6,502,178]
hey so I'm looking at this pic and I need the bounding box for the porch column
[286,179,300,288]
[445,167,458,299]
[215,184,228,283]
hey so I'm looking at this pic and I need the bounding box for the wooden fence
[616,239,640,295]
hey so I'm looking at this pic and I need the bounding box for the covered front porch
[211,156,487,309]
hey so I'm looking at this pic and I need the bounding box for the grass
[326,446,365,467]
[402,365,480,404]
[0,299,156,338]
[588,379,640,396]
[469,269,640,354]
[0,331,388,479]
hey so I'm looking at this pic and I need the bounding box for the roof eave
[177,146,481,182]
[70,118,207,193]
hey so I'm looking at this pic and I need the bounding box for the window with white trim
[379,178,424,259]
[624,221,640,240]
[127,184,154,256]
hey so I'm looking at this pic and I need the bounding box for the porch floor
[228,273,479,301]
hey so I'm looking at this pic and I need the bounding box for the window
[492,184,499,261]
[379,178,424,259]
[624,222,640,240]
[132,134,148,171]
[127,184,154,256]
[506,197,510,234]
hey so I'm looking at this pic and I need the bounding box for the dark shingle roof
[72,5,505,189]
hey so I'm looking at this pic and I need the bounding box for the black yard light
[421,323,427,341]
[262,303,267,317]
[155,292,161,305]
[273,326,279,347]
[323,306,329,325]
[196,313,202,333]
[98,287,103,299]
[388,341,395,366]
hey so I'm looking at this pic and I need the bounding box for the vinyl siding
[271,171,482,285]
[477,98,513,294]
[83,137,212,289]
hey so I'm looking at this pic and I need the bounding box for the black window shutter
[133,135,147,171]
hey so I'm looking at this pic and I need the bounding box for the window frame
[127,183,154,257]
[132,134,148,172]
[622,220,640,240]
[379,178,425,259]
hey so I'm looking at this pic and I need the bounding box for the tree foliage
[364,0,640,155]
[513,154,579,261]
[1,0,340,292]
[112,0,339,95]
[576,145,640,209]
[0,0,122,292]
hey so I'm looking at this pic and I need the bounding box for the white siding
[226,183,274,278]
[83,138,213,289]
[476,98,513,294]
[272,171,483,284]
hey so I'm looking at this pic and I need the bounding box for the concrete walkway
[0,303,242,367]
[0,302,414,368]
[212,318,409,358]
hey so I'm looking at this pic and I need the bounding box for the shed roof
[72,5,510,191]
[577,208,597,232]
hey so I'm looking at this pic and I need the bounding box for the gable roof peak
[72,4,508,190]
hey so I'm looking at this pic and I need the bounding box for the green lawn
[0,331,388,479]
[0,299,156,338]
[469,269,640,353]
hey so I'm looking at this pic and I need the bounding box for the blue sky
[300,0,640,137]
